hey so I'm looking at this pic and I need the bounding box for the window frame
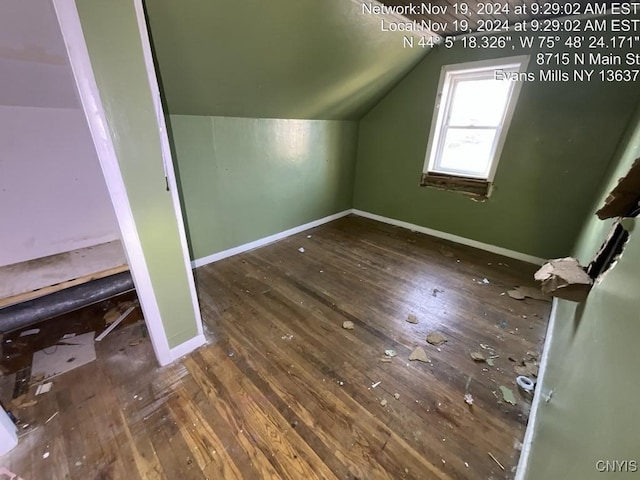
[422,56,529,189]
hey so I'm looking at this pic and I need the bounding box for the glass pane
[448,79,511,127]
[438,128,496,175]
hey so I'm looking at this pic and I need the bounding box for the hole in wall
[588,221,632,282]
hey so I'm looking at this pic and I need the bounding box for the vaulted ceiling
[143,0,432,120]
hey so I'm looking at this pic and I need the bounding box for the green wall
[76,0,200,348]
[143,0,428,120]
[169,115,358,260]
[353,32,640,260]
[522,105,640,479]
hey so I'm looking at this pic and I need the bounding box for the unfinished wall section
[520,103,640,479]
[353,27,640,260]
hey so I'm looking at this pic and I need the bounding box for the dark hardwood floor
[0,215,551,479]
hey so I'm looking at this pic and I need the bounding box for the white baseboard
[167,334,207,364]
[352,209,545,265]
[514,297,559,480]
[191,210,352,268]
[192,208,545,268]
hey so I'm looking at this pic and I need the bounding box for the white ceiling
[0,0,79,108]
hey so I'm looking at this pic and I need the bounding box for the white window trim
[423,55,529,182]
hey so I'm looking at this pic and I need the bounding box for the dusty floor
[0,216,551,479]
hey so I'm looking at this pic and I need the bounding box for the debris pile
[534,257,592,302]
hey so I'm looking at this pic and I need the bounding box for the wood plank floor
[0,216,551,479]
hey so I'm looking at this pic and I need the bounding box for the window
[421,56,529,197]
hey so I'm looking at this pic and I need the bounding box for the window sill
[420,172,491,199]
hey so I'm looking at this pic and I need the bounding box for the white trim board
[514,297,559,480]
[52,0,172,366]
[352,209,545,265]
[192,210,352,268]
[170,334,207,362]
[132,0,204,341]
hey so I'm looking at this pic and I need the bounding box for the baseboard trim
[191,210,352,268]
[168,334,207,363]
[351,209,545,265]
[514,297,559,480]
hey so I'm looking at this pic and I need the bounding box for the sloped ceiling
[0,0,78,108]
[144,0,431,120]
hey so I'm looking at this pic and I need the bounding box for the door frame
[52,0,204,366]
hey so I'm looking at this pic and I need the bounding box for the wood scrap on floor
[97,302,138,341]
[31,331,97,380]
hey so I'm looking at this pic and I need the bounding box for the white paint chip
[19,328,40,337]
[298,247,305,253]
[36,382,53,395]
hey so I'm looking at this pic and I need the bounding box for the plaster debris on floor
[507,286,551,301]
[499,386,517,405]
[408,346,430,363]
[406,314,418,324]
[426,332,447,346]
[464,393,474,405]
[384,349,396,357]
[470,352,485,362]
[342,320,354,330]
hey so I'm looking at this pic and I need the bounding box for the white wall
[0,105,120,266]
[0,0,120,267]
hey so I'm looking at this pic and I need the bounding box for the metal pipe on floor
[0,272,134,334]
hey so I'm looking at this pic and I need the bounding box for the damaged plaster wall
[353,27,640,260]
[572,103,640,266]
[521,103,640,479]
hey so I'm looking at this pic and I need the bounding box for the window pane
[448,79,511,127]
[438,128,496,175]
